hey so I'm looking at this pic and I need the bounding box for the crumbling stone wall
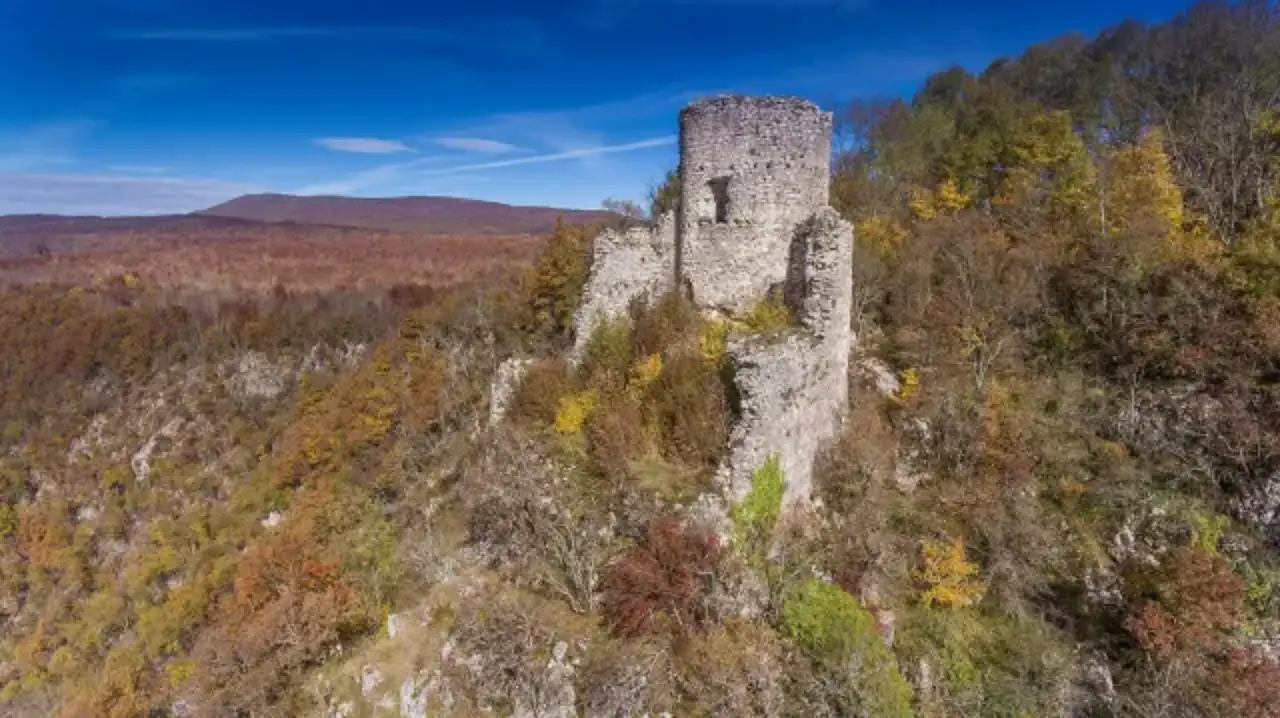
[570,212,676,362]
[718,208,853,505]
[679,96,832,313]
[563,93,853,508]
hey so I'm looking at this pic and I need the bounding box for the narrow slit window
[709,177,730,224]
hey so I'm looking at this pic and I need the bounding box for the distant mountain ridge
[199,193,617,235]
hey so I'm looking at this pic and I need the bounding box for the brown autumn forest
[4,2,1280,717]
[0,195,611,294]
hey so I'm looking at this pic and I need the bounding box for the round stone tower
[677,95,832,313]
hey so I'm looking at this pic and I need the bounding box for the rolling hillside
[201,193,617,235]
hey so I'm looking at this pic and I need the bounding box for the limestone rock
[488,357,532,427]
[858,357,901,397]
[360,665,384,697]
[399,676,428,718]
[226,350,291,400]
[130,417,184,483]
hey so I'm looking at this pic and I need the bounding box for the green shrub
[895,607,1073,718]
[579,318,633,390]
[782,579,914,718]
[731,454,784,559]
[647,354,730,468]
[584,396,648,483]
[737,290,793,334]
[631,291,699,358]
[1190,511,1230,554]
[511,359,571,426]
[648,168,681,219]
[0,503,15,538]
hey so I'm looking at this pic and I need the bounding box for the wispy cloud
[295,155,454,196]
[300,88,694,198]
[604,0,868,5]
[115,26,391,42]
[110,21,560,63]
[425,136,675,174]
[297,135,674,197]
[0,171,263,216]
[432,137,521,154]
[314,137,416,155]
[0,120,98,172]
[436,87,707,156]
[108,165,170,174]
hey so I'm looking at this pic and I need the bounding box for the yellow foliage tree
[910,179,971,222]
[528,220,592,334]
[1105,129,1184,234]
[997,111,1097,221]
[1104,128,1219,263]
[627,353,663,400]
[554,389,599,435]
[916,538,986,609]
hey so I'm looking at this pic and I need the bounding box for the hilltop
[0,195,618,294]
[200,193,619,235]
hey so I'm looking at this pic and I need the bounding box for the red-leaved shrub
[601,516,720,637]
[1124,546,1244,659]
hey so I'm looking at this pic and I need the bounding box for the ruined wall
[563,94,853,509]
[678,96,832,313]
[718,208,854,505]
[570,213,676,362]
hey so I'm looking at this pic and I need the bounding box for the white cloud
[314,137,415,155]
[295,154,454,196]
[432,137,521,154]
[431,87,707,158]
[0,172,263,216]
[426,136,676,174]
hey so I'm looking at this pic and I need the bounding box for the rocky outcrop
[488,357,532,428]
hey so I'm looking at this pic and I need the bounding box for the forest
[2,1,1280,716]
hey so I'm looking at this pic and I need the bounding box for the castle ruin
[571,95,854,507]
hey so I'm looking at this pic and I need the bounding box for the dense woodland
[3,1,1280,716]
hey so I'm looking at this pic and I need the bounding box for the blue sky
[0,0,1191,215]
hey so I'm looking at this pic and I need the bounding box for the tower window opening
[709,177,730,224]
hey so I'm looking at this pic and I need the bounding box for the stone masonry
[679,96,833,314]
[568,94,854,507]
[569,213,676,363]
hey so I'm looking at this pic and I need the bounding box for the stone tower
[678,96,833,312]
[562,94,854,509]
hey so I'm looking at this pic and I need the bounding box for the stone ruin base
[715,207,853,506]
